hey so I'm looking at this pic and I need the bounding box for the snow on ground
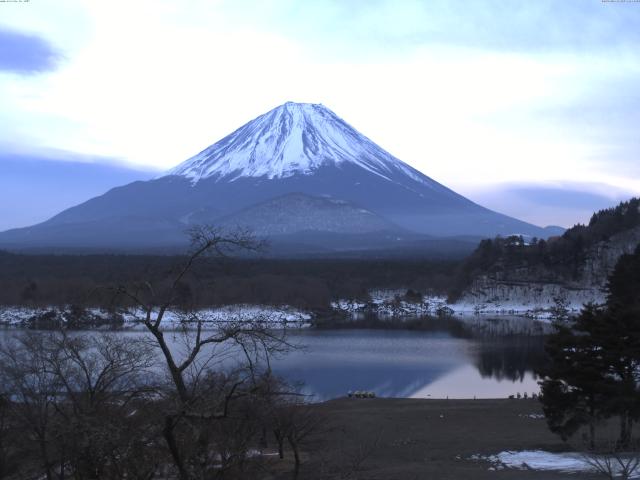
[471,450,640,477]
[331,291,455,317]
[0,304,312,329]
[0,306,52,326]
[121,304,312,329]
[452,300,582,318]
[0,286,577,330]
[517,413,545,419]
[332,289,569,320]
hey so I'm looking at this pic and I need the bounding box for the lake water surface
[0,316,549,401]
[272,327,546,400]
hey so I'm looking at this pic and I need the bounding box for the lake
[271,325,547,400]
[0,315,550,401]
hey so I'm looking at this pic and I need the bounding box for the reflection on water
[271,316,548,400]
[410,365,539,400]
[0,315,549,401]
[474,336,548,382]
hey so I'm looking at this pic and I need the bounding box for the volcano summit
[0,102,562,254]
[169,101,437,184]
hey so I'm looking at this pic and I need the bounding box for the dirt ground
[267,397,602,480]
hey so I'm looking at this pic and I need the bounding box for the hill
[450,197,640,309]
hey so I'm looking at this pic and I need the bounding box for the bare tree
[584,451,640,480]
[113,226,295,480]
[0,331,160,480]
[0,227,301,480]
[248,374,326,477]
[43,333,159,480]
[286,402,325,477]
[0,333,63,480]
[313,430,382,480]
[0,393,20,479]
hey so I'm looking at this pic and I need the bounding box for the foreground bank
[293,398,619,479]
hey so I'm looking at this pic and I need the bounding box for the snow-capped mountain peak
[166,102,427,184]
[0,102,557,250]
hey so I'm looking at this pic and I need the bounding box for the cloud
[463,182,637,227]
[505,186,624,210]
[233,0,640,58]
[0,0,638,231]
[0,27,60,74]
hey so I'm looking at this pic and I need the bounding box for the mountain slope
[217,192,400,236]
[0,102,559,253]
[168,101,435,185]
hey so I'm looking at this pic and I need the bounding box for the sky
[0,0,639,230]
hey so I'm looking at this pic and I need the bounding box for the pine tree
[539,244,640,449]
[599,244,640,448]
[539,304,611,448]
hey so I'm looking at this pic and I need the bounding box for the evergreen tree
[539,244,640,449]
[599,244,640,447]
[539,304,611,448]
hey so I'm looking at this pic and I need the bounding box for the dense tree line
[0,252,458,310]
[449,197,640,300]
[538,244,640,450]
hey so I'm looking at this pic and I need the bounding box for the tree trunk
[287,436,300,472]
[58,452,65,480]
[274,431,285,459]
[588,402,596,450]
[147,325,189,402]
[163,416,190,480]
[260,426,268,448]
[38,438,53,480]
[619,412,631,449]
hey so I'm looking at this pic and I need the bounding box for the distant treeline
[0,252,459,309]
[449,197,640,300]
[7,198,636,310]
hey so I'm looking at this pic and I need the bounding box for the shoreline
[0,299,564,331]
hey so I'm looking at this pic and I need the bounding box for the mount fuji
[0,102,562,255]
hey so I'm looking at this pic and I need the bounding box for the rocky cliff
[457,225,640,312]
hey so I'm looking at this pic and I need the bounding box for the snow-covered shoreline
[331,288,582,320]
[0,288,584,330]
[0,304,312,330]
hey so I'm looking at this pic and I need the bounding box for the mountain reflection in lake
[0,315,549,401]
[270,316,549,400]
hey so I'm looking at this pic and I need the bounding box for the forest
[0,251,458,310]
[3,198,639,313]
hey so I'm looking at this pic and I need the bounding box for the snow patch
[471,450,640,477]
[123,304,312,329]
[517,413,545,419]
[332,289,566,320]
[0,305,312,330]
